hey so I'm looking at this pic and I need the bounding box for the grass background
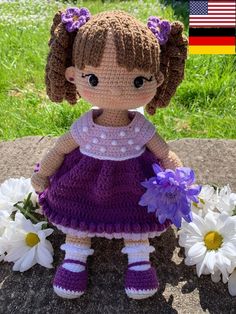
[0,0,235,140]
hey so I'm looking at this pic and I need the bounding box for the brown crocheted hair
[46,10,188,114]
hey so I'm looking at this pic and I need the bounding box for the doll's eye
[134,77,144,88]
[133,76,153,89]
[88,74,99,87]
[82,73,99,87]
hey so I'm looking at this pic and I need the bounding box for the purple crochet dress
[39,109,171,240]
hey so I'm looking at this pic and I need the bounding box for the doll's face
[66,31,163,110]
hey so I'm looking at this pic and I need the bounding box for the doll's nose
[109,86,123,96]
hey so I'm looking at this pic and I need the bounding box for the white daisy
[0,210,11,261]
[179,211,236,283]
[4,212,54,272]
[0,177,38,214]
[216,185,236,216]
[191,185,217,217]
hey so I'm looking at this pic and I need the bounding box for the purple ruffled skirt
[39,147,171,240]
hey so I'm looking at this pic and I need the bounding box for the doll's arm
[31,131,79,192]
[146,133,182,170]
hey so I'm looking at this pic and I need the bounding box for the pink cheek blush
[80,88,95,100]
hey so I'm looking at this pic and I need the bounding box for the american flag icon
[189,0,236,54]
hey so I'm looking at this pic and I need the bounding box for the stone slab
[0,136,236,314]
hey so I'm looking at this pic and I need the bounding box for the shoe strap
[128,261,151,268]
[63,259,86,267]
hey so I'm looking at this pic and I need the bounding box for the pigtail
[146,21,188,115]
[45,11,77,104]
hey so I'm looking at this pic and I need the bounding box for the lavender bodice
[70,109,156,161]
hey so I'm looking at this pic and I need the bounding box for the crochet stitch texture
[39,109,171,240]
[46,10,188,113]
[70,109,156,161]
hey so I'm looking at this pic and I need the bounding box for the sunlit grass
[0,0,235,140]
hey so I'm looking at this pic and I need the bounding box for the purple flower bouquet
[139,164,202,228]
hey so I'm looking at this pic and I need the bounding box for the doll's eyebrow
[141,76,153,82]
[81,73,94,78]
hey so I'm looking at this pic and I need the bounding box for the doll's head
[46,9,188,114]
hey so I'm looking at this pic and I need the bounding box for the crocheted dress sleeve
[136,113,156,147]
[70,111,90,146]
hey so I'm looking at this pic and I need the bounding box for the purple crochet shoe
[124,261,159,299]
[53,259,88,299]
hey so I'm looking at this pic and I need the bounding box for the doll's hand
[31,172,50,193]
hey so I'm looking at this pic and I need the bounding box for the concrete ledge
[0,137,236,313]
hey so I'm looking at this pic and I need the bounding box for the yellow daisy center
[193,198,205,209]
[25,232,40,247]
[204,231,223,250]
[199,198,205,205]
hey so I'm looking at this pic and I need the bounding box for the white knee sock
[60,243,94,273]
[121,244,155,271]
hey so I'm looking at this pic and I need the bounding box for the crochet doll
[31,8,188,300]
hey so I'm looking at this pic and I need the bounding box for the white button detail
[111,140,117,146]
[119,131,126,137]
[92,138,99,144]
[100,147,106,153]
[82,126,88,132]
[85,144,91,150]
[135,127,140,133]
[120,147,127,153]
[135,145,141,151]
[128,139,134,145]
[100,133,106,139]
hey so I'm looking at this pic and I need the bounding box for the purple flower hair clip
[61,7,91,33]
[147,16,171,45]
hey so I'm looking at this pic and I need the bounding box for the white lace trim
[51,221,165,240]
[121,244,155,255]
[60,243,94,255]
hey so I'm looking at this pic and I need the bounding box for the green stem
[14,204,40,224]
[24,192,32,209]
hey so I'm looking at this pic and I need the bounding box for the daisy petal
[188,242,206,259]
[39,228,54,238]
[196,252,211,277]
[13,254,28,272]
[211,271,221,283]
[44,240,54,254]
[220,242,236,257]
[205,250,216,273]
[4,245,29,262]
[36,243,53,268]
[228,270,236,296]
[19,246,36,272]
